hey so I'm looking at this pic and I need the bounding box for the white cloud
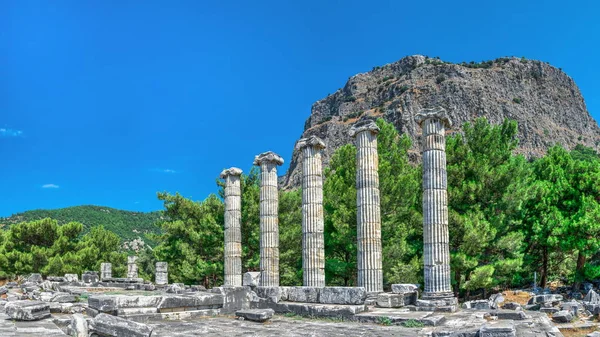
[42,184,60,189]
[0,128,23,137]
[151,168,179,174]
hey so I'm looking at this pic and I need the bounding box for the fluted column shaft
[417,108,453,299]
[155,262,168,285]
[297,136,326,287]
[350,121,383,293]
[254,152,284,287]
[221,168,243,286]
[127,256,138,279]
[101,263,112,280]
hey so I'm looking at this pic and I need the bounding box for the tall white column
[254,151,284,287]
[220,167,243,286]
[127,256,138,279]
[296,136,326,287]
[100,263,112,280]
[415,107,454,300]
[155,262,168,285]
[350,120,383,293]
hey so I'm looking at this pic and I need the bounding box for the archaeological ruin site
[6,106,597,337]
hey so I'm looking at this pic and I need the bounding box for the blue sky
[1,0,599,217]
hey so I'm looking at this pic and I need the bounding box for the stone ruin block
[155,261,168,285]
[235,308,274,322]
[243,272,261,287]
[90,313,153,337]
[286,286,320,303]
[211,286,254,313]
[254,286,286,303]
[5,300,51,321]
[376,293,411,308]
[391,284,419,293]
[65,273,79,282]
[527,294,562,305]
[101,263,112,280]
[462,299,492,310]
[127,256,139,279]
[320,287,366,305]
[82,271,99,283]
[479,321,516,337]
[27,273,43,283]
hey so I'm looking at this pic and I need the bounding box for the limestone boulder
[462,300,492,310]
[527,294,562,305]
[64,274,79,282]
[584,289,600,303]
[70,313,88,337]
[82,271,99,283]
[52,292,78,303]
[502,302,522,310]
[287,287,320,303]
[27,273,43,283]
[320,287,366,305]
[5,300,51,321]
[90,313,153,337]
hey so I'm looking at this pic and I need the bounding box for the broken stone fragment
[64,273,79,282]
[235,308,274,322]
[527,294,562,305]
[5,300,51,321]
[27,273,43,283]
[51,292,78,303]
[90,313,153,337]
[286,287,320,303]
[376,293,407,308]
[552,310,574,323]
[70,313,88,337]
[82,271,99,283]
[584,289,600,303]
[502,302,522,310]
[243,272,261,287]
[479,321,516,337]
[391,284,418,293]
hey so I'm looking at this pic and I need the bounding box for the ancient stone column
[296,136,326,287]
[127,256,138,279]
[100,263,112,280]
[415,107,454,301]
[155,262,168,285]
[350,120,383,293]
[254,151,284,287]
[220,167,243,286]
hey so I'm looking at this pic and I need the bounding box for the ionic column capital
[415,107,453,128]
[296,135,326,151]
[220,167,243,179]
[349,119,380,138]
[253,151,284,166]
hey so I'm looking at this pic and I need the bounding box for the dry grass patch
[560,326,597,337]
[502,291,531,306]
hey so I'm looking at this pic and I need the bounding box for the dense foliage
[2,118,599,298]
[0,218,127,279]
[0,205,161,243]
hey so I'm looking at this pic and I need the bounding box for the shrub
[342,96,356,102]
[512,97,522,104]
[436,75,446,84]
[403,319,424,328]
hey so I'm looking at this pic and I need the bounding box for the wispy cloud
[42,184,60,189]
[151,168,179,174]
[0,128,23,137]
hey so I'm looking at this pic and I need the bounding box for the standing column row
[297,136,326,287]
[220,167,243,286]
[415,107,454,300]
[350,120,383,293]
[254,151,284,287]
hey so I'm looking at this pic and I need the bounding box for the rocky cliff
[282,55,600,188]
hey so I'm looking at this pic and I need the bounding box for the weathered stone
[422,315,446,326]
[47,276,65,282]
[27,273,43,283]
[157,293,224,310]
[91,313,153,337]
[287,286,320,303]
[416,108,455,305]
[127,256,139,279]
[540,307,560,314]
[0,286,7,295]
[101,262,112,280]
[319,287,366,305]
[165,283,185,294]
[491,309,528,320]
[210,286,254,313]
[243,272,261,287]
[254,151,284,287]
[587,332,600,337]
[527,294,563,305]
[51,292,78,303]
[82,271,99,283]
[391,284,418,293]
[561,301,582,316]
[462,300,492,310]
[350,120,383,293]
[584,289,600,303]
[552,310,574,323]
[376,293,407,308]
[155,261,168,285]
[254,286,286,303]
[88,295,163,312]
[296,136,326,287]
[235,308,274,322]
[5,300,51,321]
[70,313,88,337]
[502,302,522,310]
[65,273,79,282]
[221,167,243,287]
[479,321,516,337]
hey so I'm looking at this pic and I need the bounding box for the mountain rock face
[282,55,600,188]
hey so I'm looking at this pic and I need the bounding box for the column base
[418,292,458,312]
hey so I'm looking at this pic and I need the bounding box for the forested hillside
[0,205,162,242]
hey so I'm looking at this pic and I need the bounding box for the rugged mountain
[0,205,162,243]
[282,55,600,188]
